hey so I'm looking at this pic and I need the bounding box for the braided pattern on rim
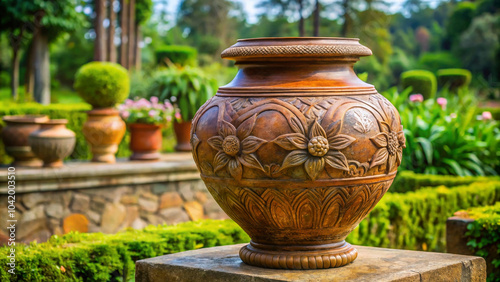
[239,244,358,269]
[221,45,372,58]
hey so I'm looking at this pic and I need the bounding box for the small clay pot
[173,121,192,151]
[129,123,163,161]
[82,108,126,163]
[1,115,49,167]
[29,119,76,167]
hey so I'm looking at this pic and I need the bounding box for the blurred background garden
[0,0,499,281]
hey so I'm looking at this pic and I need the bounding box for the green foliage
[348,181,500,251]
[136,0,153,25]
[0,71,9,88]
[129,71,151,99]
[400,70,437,98]
[147,67,217,121]
[155,45,198,67]
[0,220,249,281]
[464,202,500,281]
[0,103,132,164]
[391,171,500,193]
[74,62,130,108]
[446,1,477,45]
[437,68,472,90]
[418,52,462,73]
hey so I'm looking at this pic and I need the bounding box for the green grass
[0,86,84,104]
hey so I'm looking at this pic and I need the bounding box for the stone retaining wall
[0,153,227,243]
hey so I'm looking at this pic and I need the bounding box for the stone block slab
[136,244,486,282]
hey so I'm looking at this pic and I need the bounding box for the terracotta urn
[82,108,126,163]
[191,38,405,269]
[129,123,163,160]
[174,121,192,151]
[1,115,49,167]
[29,119,76,167]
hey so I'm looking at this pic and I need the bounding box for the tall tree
[108,0,117,62]
[133,0,153,70]
[258,0,310,37]
[94,0,107,61]
[120,0,129,68]
[128,0,136,70]
[313,0,320,36]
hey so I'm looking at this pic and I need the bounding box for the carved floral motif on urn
[191,38,405,270]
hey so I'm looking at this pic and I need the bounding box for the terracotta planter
[191,38,405,269]
[1,115,49,167]
[174,121,192,151]
[29,119,76,167]
[129,123,162,160]
[82,108,126,163]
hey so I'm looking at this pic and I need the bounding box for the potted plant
[147,67,216,151]
[74,62,129,163]
[119,97,174,160]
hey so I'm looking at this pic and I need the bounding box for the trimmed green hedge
[155,45,197,67]
[348,181,500,252]
[0,103,131,164]
[464,202,500,281]
[391,171,500,193]
[401,70,437,99]
[437,68,472,91]
[0,220,249,281]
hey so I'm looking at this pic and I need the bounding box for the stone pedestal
[136,243,486,282]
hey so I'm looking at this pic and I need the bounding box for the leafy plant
[155,45,198,67]
[147,67,217,121]
[119,97,174,125]
[437,68,472,91]
[74,62,130,108]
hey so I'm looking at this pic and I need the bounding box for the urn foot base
[130,151,160,161]
[239,241,357,270]
[90,145,118,163]
[174,143,192,152]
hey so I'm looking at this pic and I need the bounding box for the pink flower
[150,96,159,104]
[121,111,130,119]
[137,98,151,108]
[175,112,182,120]
[409,94,424,103]
[437,98,447,110]
[164,101,173,109]
[125,99,134,106]
[148,110,156,117]
[482,111,492,120]
[450,113,457,119]
[166,116,172,122]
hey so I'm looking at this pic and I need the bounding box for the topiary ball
[74,62,130,108]
[400,70,437,99]
[437,68,472,91]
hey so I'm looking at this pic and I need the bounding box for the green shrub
[347,181,500,251]
[437,68,472,91]
[391,171,500,193]
[446,1,477,44]
[0,103,131,164]
[418,52,462,73]
[401,70,437,99]
[147,67,217,121]
[155,45,197,67]
[0,71,10,88]
[0,220,249,281]
[74,62,130,108]
[463,202,500,281]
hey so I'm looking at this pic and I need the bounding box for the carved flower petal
[219,120,236,138]
[305,157,325,180]
[324,151,349,171]
[237,113,257,140]
[369,148,389,168]
[273,133,308,150]
[387,154,396,172]
[396,148,403,166]
[380,121,391,133]
[207,136,224,151]
[310,119,327,139]
[398,131,406,149]
[239,153,265,172]
[241,136,267,154]
[228,159,243,180]
[370,133,388,148]
[328,134,356,150]
[279,150,308,172]
[290,116,306,135]
[213,151,230,172]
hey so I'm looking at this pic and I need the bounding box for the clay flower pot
[82,108,126,163]
[129,123,163,161]
[29,119,76,167]
[191,38,405,269]
[174,120,192,151]
[1,115,49,167]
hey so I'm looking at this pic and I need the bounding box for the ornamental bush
[437,68,472,91]
[155,45,197,67]
[74,62,130,108]
[400,70,437,99]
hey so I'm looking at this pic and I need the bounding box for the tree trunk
[25,42,34,101]
[94,0,107,61]
[33,32,50,104]
[341,0,349,37]
[135,24,141,70]
[298,0,305,37]
[313,0,320,37]
[11,47,19,101]
[120,0,129,68]
[128,0,136,70]
[108,0,117,62]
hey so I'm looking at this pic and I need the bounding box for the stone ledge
[0,153,199,194]
[136,243,486,282]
